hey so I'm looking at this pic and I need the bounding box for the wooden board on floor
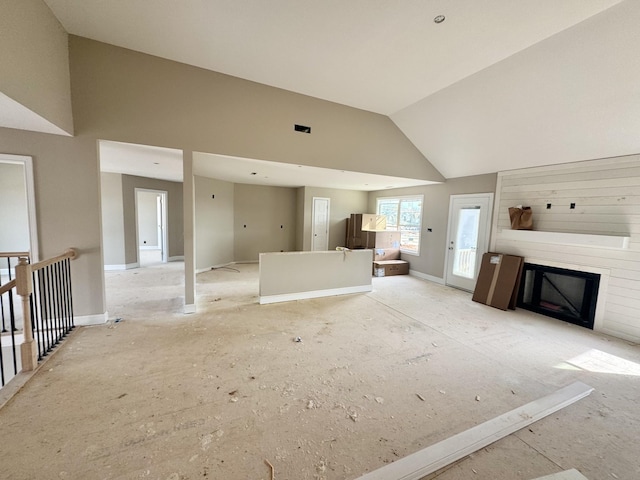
[354,381,594,480]
[531,469,589,480]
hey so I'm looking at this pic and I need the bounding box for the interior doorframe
[311,196,330,251]
[0,153,39,262]
[134,188,168,264]
[444,193,494,289]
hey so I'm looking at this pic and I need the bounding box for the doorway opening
[0,154,38,262]
[135,189,168,267]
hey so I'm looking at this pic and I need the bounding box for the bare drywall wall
[0,0,73,134]
[68,36,443,183]
[120,175,184,265]
[100,172,126,266]
[195,175,234,270]
[368,173,497,279]
[234,184,297,262]
[301,187,369,251]
[0,162,30,251]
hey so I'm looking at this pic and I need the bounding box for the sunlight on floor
[555,349,640,376]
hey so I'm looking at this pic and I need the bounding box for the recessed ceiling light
[250,172,257,175]
[434,15,445,24]
[153,162,159,165]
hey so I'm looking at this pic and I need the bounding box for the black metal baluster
[67,259,75,329]
[0,292,5,386]
[53,262,60,342]
[30,276,42,361]
[1,257,7,332]
[44,266,57,351]
[36,270,48,356]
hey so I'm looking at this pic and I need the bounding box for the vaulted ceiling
[39,1,640,178]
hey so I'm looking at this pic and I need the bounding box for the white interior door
[311,197,330,251]
[135,188,168,266]
[445,194,493,291]
[157,193,168,262]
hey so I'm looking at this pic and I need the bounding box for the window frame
[376,195,424,256]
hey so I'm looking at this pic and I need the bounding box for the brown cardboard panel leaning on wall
[472,253,523,311]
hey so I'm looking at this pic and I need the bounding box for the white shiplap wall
[491,154,640,342]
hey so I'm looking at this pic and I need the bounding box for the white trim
[139,245,161,250]
[260,284,372,305]
[497,154,640,178]
[409,270,445,285]
[490,174,503,252]
[135,188,169,264]
[104,263,139,271]
[598,328,640,343]
[0,154,39,262]
[168,256,184,262]
[75,312,108,326]
[184,304,196,314]
[498,229,629,250]
[354,381,594,480]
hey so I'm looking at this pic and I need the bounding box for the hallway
[1,264,639,479]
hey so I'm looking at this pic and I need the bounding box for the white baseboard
[104,263,139,271]
[260,284,372,305]
[598,327,640,344]
[75,312,108,326]
[184,304,196,314]
[410,270,445,285]
[168,256,184,262]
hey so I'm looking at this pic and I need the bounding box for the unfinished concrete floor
[1,262,639,480]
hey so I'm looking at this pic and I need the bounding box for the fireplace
[517,263,600,329]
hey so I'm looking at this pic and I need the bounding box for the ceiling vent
[294,124,311,134]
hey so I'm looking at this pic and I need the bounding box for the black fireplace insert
[517,263,600,329]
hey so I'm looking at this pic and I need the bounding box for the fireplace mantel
[499,229,630,249]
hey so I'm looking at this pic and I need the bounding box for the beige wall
[0,0,73,134]
[195,176,234,270]
[0,128,103,316]
[100,172,126,266]
[368,174,497,279]
[120,175,184,265]
[234,184,297,262]
[259,250,372,301]
[0,162,30,251]
[301,187,369,251]
[69,36,443,183]
[2,28,451,318]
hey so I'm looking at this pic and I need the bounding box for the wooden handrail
[0,278,16,296]
[30,248,77,272]
[0,251,30,258]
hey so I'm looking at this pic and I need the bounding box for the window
[377,195,423,255]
